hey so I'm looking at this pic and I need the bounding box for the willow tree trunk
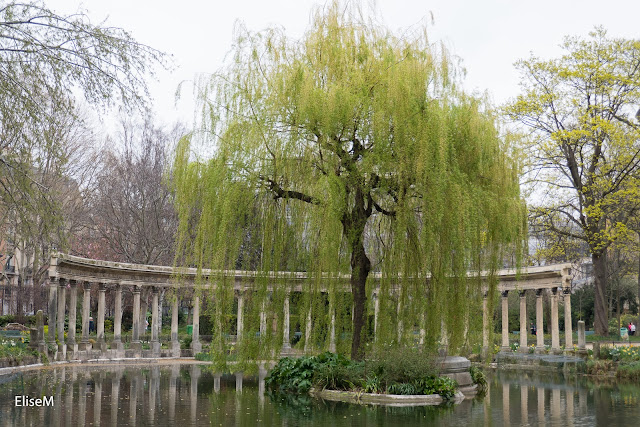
[349,238,370,361]
[343,186,372,361]
[593,250,608,336]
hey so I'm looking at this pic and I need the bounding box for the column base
[131,341,142,357]
[535,345,546,354]
[151,341,161,356]
[66,344,78,360]
[111,339,124,351]
[551,347,562,355]
[191,341,202,354]
[171,341,181,357]
[57,343,66,360]
[97,340,108,354]
[518,344,529,353]
[576,348,588,359]
[37,343,47,354]
[78,341,92,351]
[500,346,511,353]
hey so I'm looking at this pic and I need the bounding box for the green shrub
[366,346,437,388]
[469,366,487,392]
[265,355,318,394]
[617,361,640,381]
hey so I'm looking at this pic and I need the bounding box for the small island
[264,350,485,407]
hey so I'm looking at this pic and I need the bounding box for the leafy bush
[265,355,318,394]
[469,366,487,393]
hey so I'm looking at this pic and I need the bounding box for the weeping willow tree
[173,2,526,361]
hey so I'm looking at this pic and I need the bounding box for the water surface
[0,363,638,426]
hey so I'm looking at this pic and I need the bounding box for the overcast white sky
[46,0,640,128]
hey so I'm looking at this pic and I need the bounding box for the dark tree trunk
[349,238,370,360]
[593,251,608,335]
[343,185,372,361]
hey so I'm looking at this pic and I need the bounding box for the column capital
[83,281,91,291]
[69,279,77,287]
[58,277,67,287]
[49,275,58,285]
[132,285,141,294]
[519,290,527,298]
[152,286,159,294]
[551,287,558,296]
[562,287,571,295]
[536,288,544,297]
[501,290,509,298]
[98,283,107,292]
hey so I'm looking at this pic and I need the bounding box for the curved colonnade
[41,253,573,360]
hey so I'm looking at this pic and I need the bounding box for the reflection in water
[1,364,640,426]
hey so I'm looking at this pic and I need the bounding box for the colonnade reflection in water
[1,365,640,426]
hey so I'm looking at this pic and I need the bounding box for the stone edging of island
[309,387,468,407]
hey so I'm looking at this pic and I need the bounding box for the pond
[0,362,639,426]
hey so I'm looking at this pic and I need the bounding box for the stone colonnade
[45,277,200,359]
[46,253,572,359]
[488,287,573,354]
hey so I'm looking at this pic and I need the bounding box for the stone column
[97,283,107,353]
[373,292,379,342]
[47,277,57,344]
[563,287,573,350]
[482,292,489,357]
[111,284,124,352]
[236,290,244,342]
[191,294,201,353]
[550,287,560,354]
[535,289,545,354]
[151,287,160,355]
[519,290,528,353]
[304,303,312,353]
[57,279,66,356]
[80,281,91,351]
[171,295,180,356]
[282,291,291,351]
[67,280,77,351]
[259,298,267,338]
[131,286,142,356]
[329,296,336,353]
[577,320,587,358]
[36,309,46,353]
[501,290,510,352]
[397,290,404,343]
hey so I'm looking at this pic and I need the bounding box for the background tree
[505,28,640,335]
[86,116,181,266]
[174,2,525,360]
[0,0,164,249]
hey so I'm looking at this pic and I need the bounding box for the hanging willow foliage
[173,1,526,364]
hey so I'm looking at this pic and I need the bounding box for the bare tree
[85,116,182,266]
